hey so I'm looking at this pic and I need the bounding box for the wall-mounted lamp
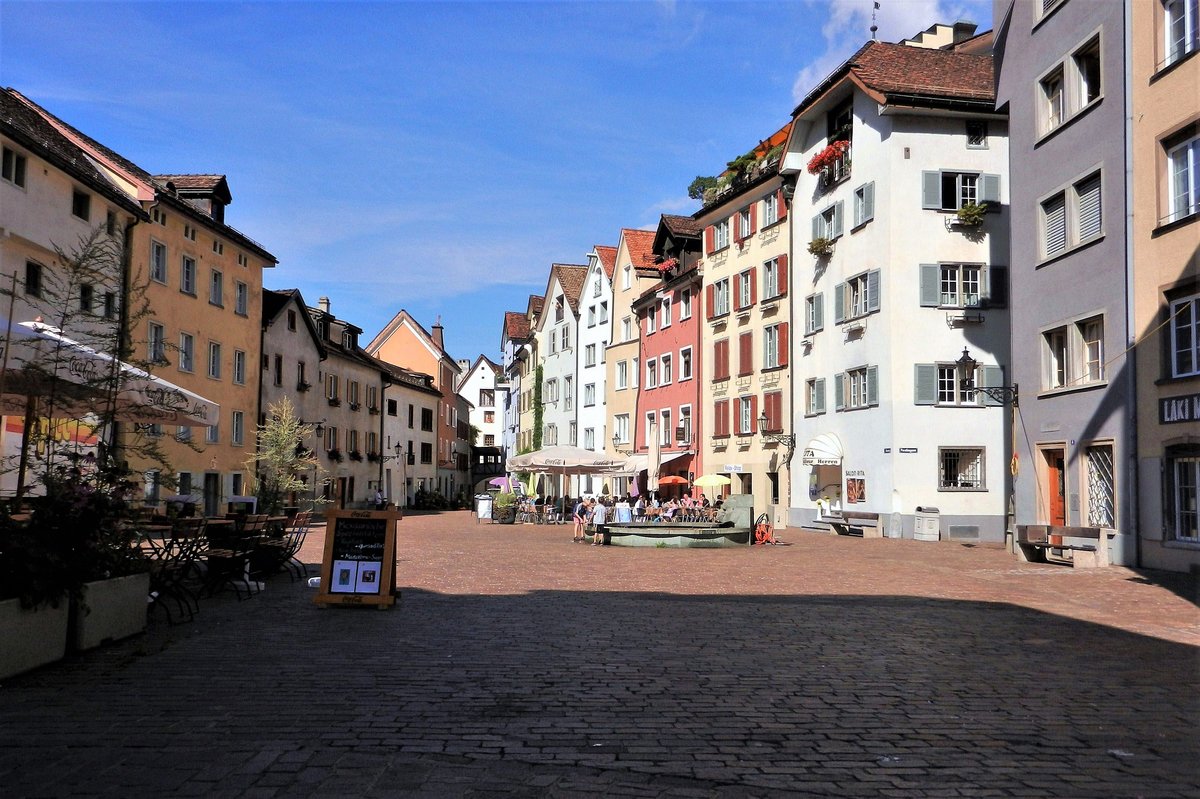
[956,348,1018,406]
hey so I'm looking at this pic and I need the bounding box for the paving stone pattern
[2,511,1198,797]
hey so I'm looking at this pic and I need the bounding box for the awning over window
[801,433,843,466]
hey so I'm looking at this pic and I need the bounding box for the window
[583,383,595,407]
[1165,0,1199,68]
[179,333,194,372]
[677,406,692,444]
[349,380,360,408]
[736,269,755,310]
[273,354,283,387]
[207,341,222,379]
[737,207,753,241]
[811,201,844,240]
[661,296,672,327]
[599,302,608,324]
[560,325,569,350]
[613,413,630,445]
[805,378,826,416]
[103,292,116,319]
[804,293,824,335]
[622,264,631,289]
[622,316,633,341]
[713,399,730,438]
[710,278,730,318]
[632,357,639,388]
[585,344,596,367]
[1169,292,1199,377]
[479,389,494,408]
[661,354,672,385]
[1042,315,1106,389]
[834,366,879,411]
[939,448,985,490]
[150,241,167,283]
[1086,444,1115,527]
[763,323,787,369]
[484,434,495,446]
[616,360,628,389]
[588,306,596,327]
[181,256,196,295]
[327,373,339,401]
[298,361,308,390]
[736,397,754,436]
[1167,131,1200,224]
[149,323,166,363]
[544,378,558,404]
[646,307,657,334]
[545,423,559,446]
[645,412,656,445]
[583,427,595,450]
[739,332,753,376]
[80,283,93,313]
[913,363,982,407]
[966,121,989,148]
[760,391,782,433]
[646,358,658,389]
[1,146,27,187]
[680,289,692,319]
[1039,171,1102,259]
[233,350,246,385]
[680,347,693,380]
[287,310,296,331]
[421,407,434,431]
[71,189,90,220]
[183,224,196,242]
[1166,444,1200,541]
[235,281,248,316]
[853,182,875,227]
[232,411,245,446]
[421,443,433,464]
[210,270,223,306]
[206,421,219,444]
[940,264,981,307]
[762,192,779,226]
[659,409,672,446]
[713,218,730,251]
[713,339,730,381]
[921,171,1000,211]
[1038,35,1103,136]
[212,240,224,255]
[834,270,880,322]
[554,296,564,323]
[23,261,42,298]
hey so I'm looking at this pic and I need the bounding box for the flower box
[0,599,69,679]
[808,237,835,258]
[71,572,150,651]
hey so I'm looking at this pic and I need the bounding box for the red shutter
[777,254,789,296]
[749,202,757,234]
[777,188,788,221]
[706,284,715,320]
[749,267,758,306]
[767,391,782,430]
[713,400,727,437]
[778,322,789,367]
[739,332,753,376]
[749,395,759,435]
[705,225,714,254]
[715,339,729,380]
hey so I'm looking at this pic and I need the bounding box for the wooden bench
[1016,525,1109,568]
[827,511,882,539]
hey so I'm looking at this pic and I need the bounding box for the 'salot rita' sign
[1159,392,1200,425]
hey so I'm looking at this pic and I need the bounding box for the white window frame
[661,353,672,385]
[645,358,658,389]
[763,324,781,369]
[1164,0,1200,68]
[737,397,753,436]
[616,360,628,390]
[713,279,730,317]
[1166,131,1200,224]
[1041,313,1106,391]
[613,413,630,445]
[737,207,752,240]
[939,264,983,308]
[713,218,730,250]
[763,258,780,299]
[1037,31,1104,138]
[737,270,753,310]
[1170,292,1200,378]
[679,346,693,381]
[150,240,168,283]
[659,408,672,446]
[1038,169,1103,261]
[762,193,779,226]
[680,288,692,319]
[583,383,596,407]
[661,296,672,328]
[584,344,596,368]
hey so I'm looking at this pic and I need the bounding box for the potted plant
[348,449,363,462]
[327,448,343,463]
[808,237,835,258]
[492,492,518,524]
[807,140,851,183]
[0,509,72,678]
[955,202,988,227]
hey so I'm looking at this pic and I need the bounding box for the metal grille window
[1086,445,1115,527]
[939,448,984,490]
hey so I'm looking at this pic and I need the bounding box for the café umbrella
[693,474,733,488]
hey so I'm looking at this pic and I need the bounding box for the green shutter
[834,283,846,324]
[833,200,845,238]
[866,365,879,406]
[982,265,1007,308]
[814,378,826,414]
[813,292,824,331]
[914,364,938,405]
[834,373,845,410]
[980,173,1001,204]
[981,365,1004,406]
[919,264,941,307]
[863,181,875,223]
[922,171,941,209]
[812,214,821,241]
[866,269,881,313]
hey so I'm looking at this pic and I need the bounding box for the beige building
[516,294,543,455]
[1132,0,1200,571]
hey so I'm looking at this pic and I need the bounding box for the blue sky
[2,0,990,364]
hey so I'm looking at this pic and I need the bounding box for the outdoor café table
[202,518,263,599]
[139,520,207,623]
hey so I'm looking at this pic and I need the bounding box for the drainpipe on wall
[1123,0,1140,568]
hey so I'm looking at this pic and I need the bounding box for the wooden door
[1044,449,1066,526]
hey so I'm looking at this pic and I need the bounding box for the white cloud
[791,0,991,104]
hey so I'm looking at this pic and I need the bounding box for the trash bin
[914,506,940,541]
[475,494,493,522]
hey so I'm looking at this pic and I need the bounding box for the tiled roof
[794,39,994,117]
[661,215,703,239]
[594,245,617,280]
[504,310,530,341]
[154,173,232,203]
[0,88,144,216]
[622,228,658,269]
[551,264,588,315]
[528,295,544,316]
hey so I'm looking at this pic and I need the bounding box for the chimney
[432,315,444,350]
[318,296,330,314]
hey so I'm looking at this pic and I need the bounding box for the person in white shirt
[589,499,608,545]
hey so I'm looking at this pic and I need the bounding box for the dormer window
[342,330,355,350]
[554,296,565,323]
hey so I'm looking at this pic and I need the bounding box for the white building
[456,354,503,449]
[575,245,616,494]
[781,23,1012,541]
[534,263,587,496]
[499,308,530,464]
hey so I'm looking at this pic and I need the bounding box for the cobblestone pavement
[2,511,1198,798]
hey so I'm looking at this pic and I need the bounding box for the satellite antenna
[871,1,879,40]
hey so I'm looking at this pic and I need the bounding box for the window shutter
[834,373,845,411]
[922,171,942,209]
[777,254,789,296]
[866,269,881,313]
[811,214,821,241]
[778,323,789,366]
[981,365,1005,407]
[833,200,845,238]
[919,264,941,307]
[713,400,726,437]
[853,185,865,228]
[980,173,1001,204]
[705,225,714,254]
[777,188,788,221]
[866,365,879,406]
[749,202,757,234]
[739,332,753,376]
[749,266,758,306]
[834,283,846,323]
[914,364,938,405]
[982,265,1008,308]
[715,339,728,380]
[749,394,759,435]
[706,284,715,320]
[1043,195,1067,256]
[1076,173,1102,240]
[813,293,824,331]
[863,181,875,223]
[814,378,826,414]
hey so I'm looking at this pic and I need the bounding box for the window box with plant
[327,448,343,462]
[367,451,380,463]
[807,140,851,185]
[953,202,988,227]
[327,397,340,407]
[348,402,360,411]
[808,237,835,258]
[348,449,363,462]
[297,380,311,392]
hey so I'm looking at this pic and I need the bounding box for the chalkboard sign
[314,509,401,608]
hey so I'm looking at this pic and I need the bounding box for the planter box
[492,507,516,524]
[0,598,69,679]
[71,572,150,652]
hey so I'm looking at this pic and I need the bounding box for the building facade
[534,264,587,496]
[576,245,616,495]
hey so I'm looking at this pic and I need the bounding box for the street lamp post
[757,411,796,467]
[611,433,632,456]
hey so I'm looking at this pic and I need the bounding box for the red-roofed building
[576,244,618,491]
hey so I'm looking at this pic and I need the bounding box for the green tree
[245,397,323,515]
